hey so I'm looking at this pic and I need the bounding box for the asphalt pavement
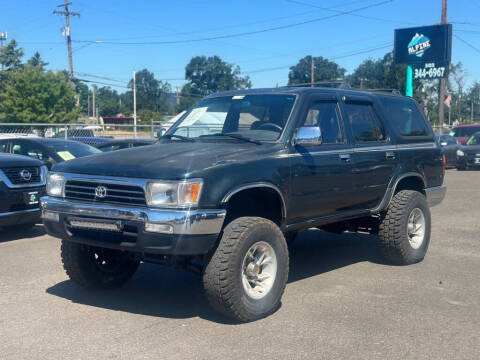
[1,169,479,359]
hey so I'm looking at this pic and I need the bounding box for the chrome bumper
[425,185,447,207]
[40,196,226,235]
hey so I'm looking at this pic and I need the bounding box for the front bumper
[425,185,447,207]
[0,208,41,227]
[41,196,226,255]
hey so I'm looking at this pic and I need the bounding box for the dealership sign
[394,24,452,65]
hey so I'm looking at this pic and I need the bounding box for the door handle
[339,153,351,162]
[386,151,396,160]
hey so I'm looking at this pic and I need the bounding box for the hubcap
[407,208,426,249]
[241,241,277,300]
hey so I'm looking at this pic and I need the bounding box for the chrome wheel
[241,241,277,300]
[407,208,426,249]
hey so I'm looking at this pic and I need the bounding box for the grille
[64,180,146,206]
[1,167,41,185]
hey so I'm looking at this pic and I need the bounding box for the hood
[0,154,42,168]
[52,141,281,179]
[461,145,480,155]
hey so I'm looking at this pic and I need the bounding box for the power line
[454,34,480,54]
[72,0,393,45]
[285,0,416,25]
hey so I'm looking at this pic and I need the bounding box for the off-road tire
[203,217,289,322]
[61,240,140,289]
[379,190,431,265]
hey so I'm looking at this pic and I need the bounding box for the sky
[2,0,480,93]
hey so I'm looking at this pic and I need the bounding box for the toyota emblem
[20,169,32,181]
[94,186,108,198]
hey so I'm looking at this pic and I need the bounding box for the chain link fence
[0,123,166,145]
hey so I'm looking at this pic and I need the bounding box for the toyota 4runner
[41,88,446,322]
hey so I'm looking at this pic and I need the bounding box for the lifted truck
[41,87,446,322]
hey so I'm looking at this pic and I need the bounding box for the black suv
[41,88,446,322]
[0,154,46,228]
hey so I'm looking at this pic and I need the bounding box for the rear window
[380,97,429,137]
[450,126,480,137]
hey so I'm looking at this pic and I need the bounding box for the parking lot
[1,169,479,359]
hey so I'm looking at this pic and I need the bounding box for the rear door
[340,96,396,210]
[289,95,357,222]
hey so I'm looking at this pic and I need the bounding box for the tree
[0,39,24,71]
[178,55,251,111]
[125,69,172,113]
[0,66,79,123]
[288,55,346,86]
[96,86,126,117]
[74,81,91,116]
[26,51,48,69]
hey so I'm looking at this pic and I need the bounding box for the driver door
[288,97,356,223]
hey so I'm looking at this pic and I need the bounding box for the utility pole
[133,70,137,138]
[310,57,315,87]
[175,86,180,106]
[53,1,80,80]
[0,32,7,71]
[87,94,91,117]
[438,0,448,129]
[92,84,96,120]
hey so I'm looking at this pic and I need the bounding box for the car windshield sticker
[57,151,76,161]
[181,107,208,126]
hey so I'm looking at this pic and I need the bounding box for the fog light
[42,211,59,222]
[145,222,173,234]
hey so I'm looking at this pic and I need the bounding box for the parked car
[96,138,157,152]
[449,123,480,144]
[41,87,446,322]
[439,134,460,168]
[0,138,101,170]
[456,131,480,170]
[0,154,46,229]
[54,129,112,146]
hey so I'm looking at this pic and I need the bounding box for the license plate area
[24,191,39,205]
[67,217,123,232]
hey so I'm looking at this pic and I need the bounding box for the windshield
[450,126,480,137]
[168,94,296,142]
[46,141,101,161]
[466,133,480,146]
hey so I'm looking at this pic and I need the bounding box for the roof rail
[360,89,403,96]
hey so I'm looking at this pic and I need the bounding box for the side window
[302,102,344,144]
[343,103,386,143]
[11,142,46,160]
[380,97,429,137]
[0,141,8,153]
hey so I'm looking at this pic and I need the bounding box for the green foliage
[178,55,251,111]
[288,55,346,86]
[26,52,48,70]
[96,86,127,117]
[0,66,79,123]
[125,69,172,113]
[137,109,164,125]
[74,81,91,115]
[0,39,24,71]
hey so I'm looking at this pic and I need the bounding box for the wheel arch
[375,172,427,212]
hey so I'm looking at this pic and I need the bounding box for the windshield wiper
[200,133,262,145]
[162,134,195,142]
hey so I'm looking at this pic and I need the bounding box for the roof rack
[360,89,403,96]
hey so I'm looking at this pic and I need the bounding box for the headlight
[457,149,465,157]
[46,173,65,197]
[146,179,203,207]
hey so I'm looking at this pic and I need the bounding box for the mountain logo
[408,33,431,58]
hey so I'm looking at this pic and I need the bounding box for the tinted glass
[303,102,343,144]
[169,94,296,141]
[380,97,428,137]
[451,127,480,137]
[44,141,101,161]
[0,141,7,153]
[466,134,480,146]
[343,103,386,143]
[11,142,47,160]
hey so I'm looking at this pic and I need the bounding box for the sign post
[394,24,452,97]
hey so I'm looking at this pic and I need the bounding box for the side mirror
[156,128,167,138]
[294,126,323,146]
[440,141,448,146]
